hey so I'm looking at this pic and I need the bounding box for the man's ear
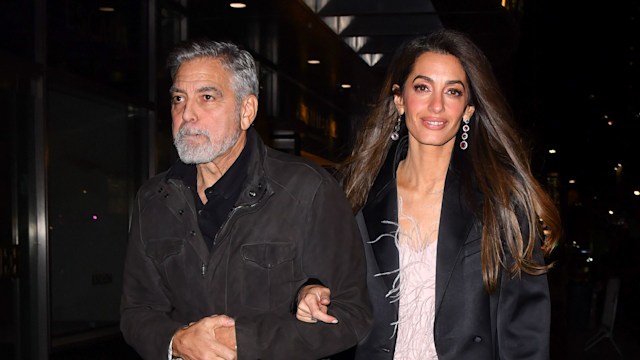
[392,84,404,115]
[240,95,258,130]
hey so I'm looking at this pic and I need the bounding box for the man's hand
[172,314,237,360]
[296,285,337,324]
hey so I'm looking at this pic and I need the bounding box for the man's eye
[204,94,214,101]
[172,95,183,103]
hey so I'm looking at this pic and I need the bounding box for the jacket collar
[234,127,272,207]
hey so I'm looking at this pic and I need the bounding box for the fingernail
[332,319,338,324]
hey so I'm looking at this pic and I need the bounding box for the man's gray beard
[173,126,241,164]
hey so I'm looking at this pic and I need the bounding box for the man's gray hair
[167,39,259,104]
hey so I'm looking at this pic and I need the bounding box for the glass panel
[46,89,141,353]
[0,0,35,58]
[47,0,147,97]
[0,59,28,360]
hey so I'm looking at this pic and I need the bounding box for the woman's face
[394,51,475,150]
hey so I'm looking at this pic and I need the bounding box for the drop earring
[390,115,401,141]
[459,116,470,150]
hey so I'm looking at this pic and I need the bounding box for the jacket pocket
[462,237,482,276]
[145,238,184,263]
[241,243,296,310]
[463,237,482,257]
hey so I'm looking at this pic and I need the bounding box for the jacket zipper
[201,202,259,279]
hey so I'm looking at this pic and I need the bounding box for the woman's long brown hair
[340,29,561,292]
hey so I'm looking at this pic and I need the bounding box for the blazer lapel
[435,163,478,314]
[361,137,407,296]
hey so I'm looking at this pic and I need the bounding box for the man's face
[170,57,242,164]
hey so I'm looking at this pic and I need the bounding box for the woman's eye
[414,84,429,92]
[447,89,463,96]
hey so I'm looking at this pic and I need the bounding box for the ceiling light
[307,59,320,65]
[98,6,115,12]
[548,149,556,154]
[229,2,246,8]
[633,190,640,196]
[341,84,351,89]
[569,179,576,184]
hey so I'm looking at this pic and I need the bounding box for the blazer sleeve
[495,221,551,359]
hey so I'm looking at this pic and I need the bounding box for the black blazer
[353,135,551,360]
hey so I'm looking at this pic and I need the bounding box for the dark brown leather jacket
[120,128,372,359]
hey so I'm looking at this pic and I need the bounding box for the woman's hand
[295,285,338,324]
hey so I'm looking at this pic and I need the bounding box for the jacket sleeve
[120,189,184,360]
[495,222,551,359]
[234,176,373,359]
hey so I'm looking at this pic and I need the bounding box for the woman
[296,29,560,359]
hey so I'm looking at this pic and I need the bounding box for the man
[119,40,371,360]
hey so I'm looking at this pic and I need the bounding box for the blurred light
[634,190,640,196]
[307,59,320,65]
[341,84,352,89]
[586,257,593,263]
[98,6,115,12]
[548,149,556,154]
[580,250,589,254]
[608,210,614,215]
[229,2,246,8]
[607,120,613,126]
[92,215,98,220]
[82,189,88,194]
[569,179,576,184]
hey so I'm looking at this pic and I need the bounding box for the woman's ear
[392,84,404,115]
[240,95,258,130]
[463,105,475,120]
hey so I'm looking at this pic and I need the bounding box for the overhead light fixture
[548,149,556,154]
[341,84,352,89]
[230,2,247,8]
[360,53,383,67]
[307,59,320,65]
[98,6,115,12]
[633,190,640,196]
[569,179,576,184]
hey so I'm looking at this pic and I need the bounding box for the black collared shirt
[169,141,250,251]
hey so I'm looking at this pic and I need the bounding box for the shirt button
[473,336,482,343]
[381,348,390,353]
[178,209,184,215]
[190,230,197,236]
[248,190,256,197]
